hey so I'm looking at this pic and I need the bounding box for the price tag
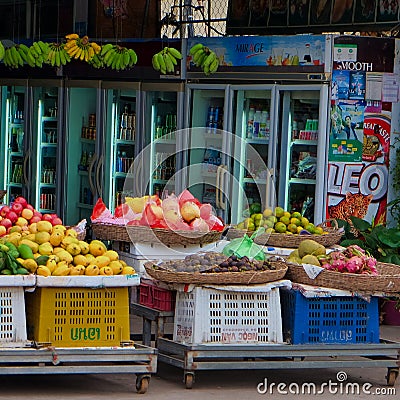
[302,263,324,279]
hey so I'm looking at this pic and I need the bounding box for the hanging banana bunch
[46,42,71,67]
[100,44,138,70]
[0,41,5,62]
[28,41,51,68]
[189,43,219,76]
[64,33,101,62]
[151,47,182,75]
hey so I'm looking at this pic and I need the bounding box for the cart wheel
[136,376,150,394]
[185,373,194,389]
[386,369,398,386]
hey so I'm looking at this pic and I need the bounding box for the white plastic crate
[0,286,28,347]
[173,285,284,345]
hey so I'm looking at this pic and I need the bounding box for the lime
[267,215,277,224]
[314,226,324,235]
[290,217,301,226]
[274,222,287,233]
[283,211,291,218]
[274,206,284,218]
[291,211,302,219]
[300,217,309,227]
[264,219,275,229]
[279,216,291,226]
[263,208,273,218]
[305,223,315,234]
[287,223,298,233]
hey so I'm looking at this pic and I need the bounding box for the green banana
[163,52,174,73]
[157,52,166,74]
[101,43,113,56]
[189,43,204,55]
[209,57,219,74]
[152,53,160,71]
[193,48,205,64]
[128,49,137,66]
[0,40,5,61]
[168,47,182,60]
[203,52,216,69]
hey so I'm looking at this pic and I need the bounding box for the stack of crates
[139,282,176,311]
[280,286,380,344]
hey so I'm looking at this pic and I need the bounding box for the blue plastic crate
[280,288,380,344]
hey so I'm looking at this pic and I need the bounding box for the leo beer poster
[327,36,395,225]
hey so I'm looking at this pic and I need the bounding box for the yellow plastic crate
[25,287,130,347]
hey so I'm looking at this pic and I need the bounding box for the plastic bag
[222,228,265,261]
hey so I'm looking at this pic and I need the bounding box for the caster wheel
[386,370,398,387]
[185,373,194,389]
[136,377,149,394]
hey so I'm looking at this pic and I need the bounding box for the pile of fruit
[0,196,135,276]
[287,240,378,275]
[92,190,224,232]
[236,206,327,235]
[151,252,276,274]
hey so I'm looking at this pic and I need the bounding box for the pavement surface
[0,326,398,399]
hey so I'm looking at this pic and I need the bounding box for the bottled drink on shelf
[247,107,255,138]
[116,151,122,173]
[259,110,269,138]
[253,110,261,137]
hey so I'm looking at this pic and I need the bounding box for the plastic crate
[25,287,130,347]
[139,283,176,311]
[280,288,380,344]
[0,287,28,346]
[173,286,283,345]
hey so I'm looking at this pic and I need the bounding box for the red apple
[14,196,28,208]
[11,202,24,215]
[42,213,53,222]
[0,218,12,230]
[25,204,34,211]
[51,217,63,226]
[33,210,42,218]
[30,215,42,224]
[0,225,6,236]
[0,206,10,218]
[6,211,18,223]
[21,208,34,220]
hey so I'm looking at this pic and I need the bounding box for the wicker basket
[92,223,222,246]
[226,219,343,248]
[144,260,288,285]
[286,261,400,293]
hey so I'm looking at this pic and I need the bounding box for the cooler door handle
[23,151,30,185]
[96,154,104,198]
[219,165,228,211]
[215,165,221,209]
[88,152,98,199]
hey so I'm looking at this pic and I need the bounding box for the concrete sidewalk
[0,326,398,399]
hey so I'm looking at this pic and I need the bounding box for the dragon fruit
[322,245,378,275]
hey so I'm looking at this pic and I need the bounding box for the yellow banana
[65,33,79,40]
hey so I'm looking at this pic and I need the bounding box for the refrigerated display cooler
[184,34,332,225]
[0,79,29,204]
[181,83,232,222]
[140,82,184,198]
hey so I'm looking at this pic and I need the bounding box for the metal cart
[0,344,157,394]
[157,338,400,389]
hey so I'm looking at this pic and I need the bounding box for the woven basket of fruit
[286,261,400,293]
[227,220,343,248]
[144,252,288,285]
[285,243,400,293]
[92,223,222,246]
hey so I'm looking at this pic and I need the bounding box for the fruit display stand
[0,275,158,394]
[155,281,400,389]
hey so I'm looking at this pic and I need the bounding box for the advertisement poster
[227,1,400,35]
[187,35,326,68]
[329,100,365,162]
[327,36,394,224]
[326,161,389,226]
